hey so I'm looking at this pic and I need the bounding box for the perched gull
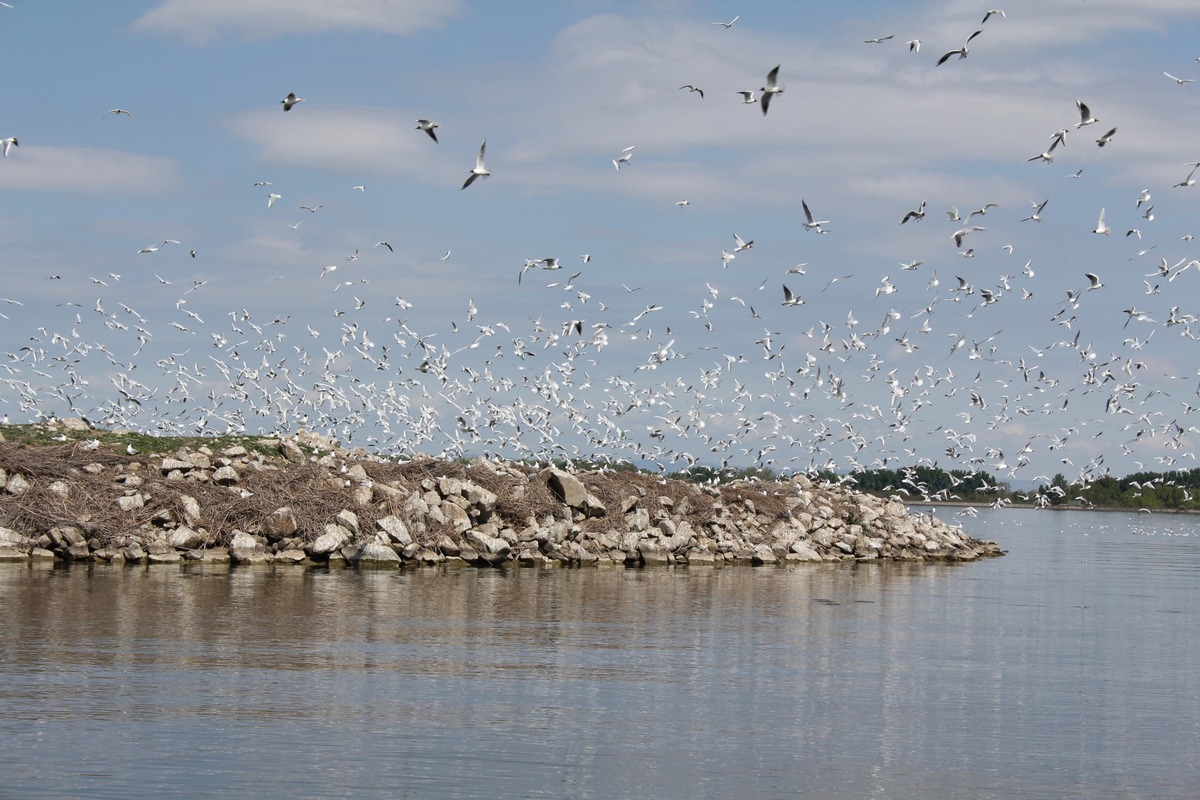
[613,145,636,171]
[462,140,490,189]
[415,119,440,143]
[281,92,305,111]
[760,65,784,116]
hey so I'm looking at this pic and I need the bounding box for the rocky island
[0,420,1003,567]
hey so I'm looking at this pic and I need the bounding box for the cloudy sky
[4,0,1200,484]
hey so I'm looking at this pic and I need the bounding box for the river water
[1,507,1197,799]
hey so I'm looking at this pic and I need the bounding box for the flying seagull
[736,90,757,104]
[1075,100,1098,128]
[981,9,1006,23]
[679,84,704,98]
[864,35,894,44]
[102,109,134,121]
[0,137,17,157]
[415,119,439,143]
[1095,127,1117,147]
[613,145,636,170]
[1164,72,1194,85]
[937,30,982,65]
[1093,207,1110,235]
[802,199,828,232]
[760,65,784,116]
[462,140,490,189]
[281,92,305,111]
[714,15,739,28]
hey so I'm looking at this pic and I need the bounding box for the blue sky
[4,0,1200,485]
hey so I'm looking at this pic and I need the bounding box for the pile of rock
[0,426,1003,567]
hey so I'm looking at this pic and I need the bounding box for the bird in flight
[416,119,439,143]
[613,145,636,171]
[1093,207,1110,235]
[760,65,784,116]
[1075,100,1098,128]
[937,30,982,65]
[802,199,829,232]
[281,92,305,111]
[981,9,1006,24]
[714,15,739,28]
[1095,127,1117,147]
[1164,72,1194,85]
[0,137,17,157]
[103,109,134,121]
[462,140,490,189]
[736,90,757,105]
[864,35,894,44]
[679,84,704,98]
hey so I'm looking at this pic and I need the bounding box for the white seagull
[281,92,305,111]
[1075,100,1098,128]
[102,109,135,121]
[462,140,490,189]
[1,137,17,157]
[714,15,739,28]
[760,65,784,116]
[1093,207,1110,235]
[1164,72,1194,85]
[802,199,828,232]
[416,119,440,143]
[1095,127,1117,147]
[613,145,636,170]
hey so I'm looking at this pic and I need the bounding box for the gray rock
[212,465,239,485]
[167,526,206,549]
[5,473,30,496]
[309,524,353,556]
[262,507,299,538]
[350,540,401,565]
[376,515,412,546]
[544,467,587,508]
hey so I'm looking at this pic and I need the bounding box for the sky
[4,0,1200,487]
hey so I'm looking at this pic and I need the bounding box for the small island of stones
[0,420,1003,568]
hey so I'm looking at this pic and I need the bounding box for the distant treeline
[808,466,1200,510]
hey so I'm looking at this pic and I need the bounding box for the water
[1,508,1197,799]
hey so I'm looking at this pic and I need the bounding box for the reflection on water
[1,508,1198,799]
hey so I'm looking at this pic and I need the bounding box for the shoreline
[1,421,1004,568]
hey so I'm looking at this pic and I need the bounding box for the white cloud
[227,107,445,177]
[132,0,464,43]
[0,147,180,194]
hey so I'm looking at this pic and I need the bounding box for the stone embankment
[0,423,1003,567]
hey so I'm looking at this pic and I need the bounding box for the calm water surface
[1,508,1198,799]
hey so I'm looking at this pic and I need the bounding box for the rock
[5,473,30,496]
[116,494,144,512]
[544,467,587,508]
[376,515,412,547]
[262,507,299,538]
[212,465,239,485]
[229,530,264,562]
[349,540,401,566]
[167,526,206,549]
[0,547,26,562]
[309,524,353,556]
[181,495,202,527]
[279,439,305,463]
[335,509,359,534]
[148,551,183,564]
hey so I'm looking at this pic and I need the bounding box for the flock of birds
[4,6,1200,504]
